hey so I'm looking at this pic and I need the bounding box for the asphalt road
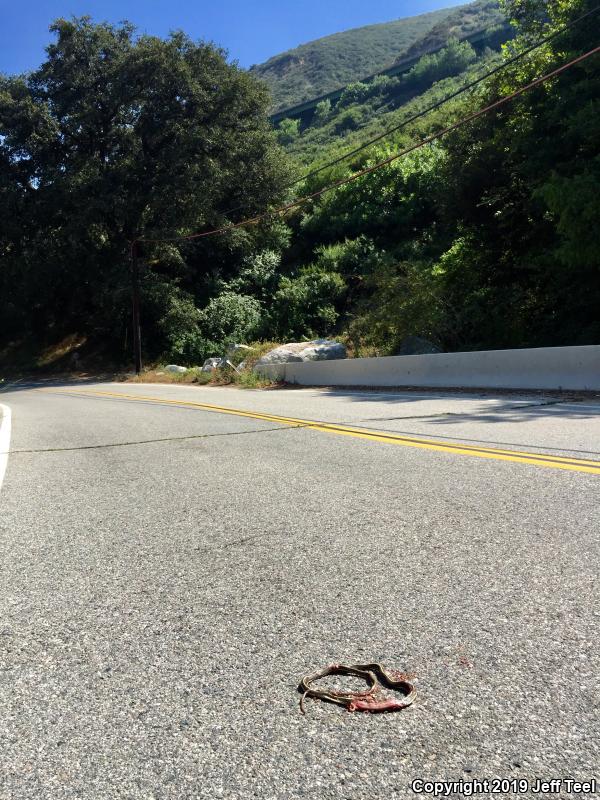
[1,381,599,799]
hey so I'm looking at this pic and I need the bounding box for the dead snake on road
[299,662,416,714]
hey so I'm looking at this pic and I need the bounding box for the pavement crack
[5,423,309,455]
[364,400,563,422]
[364,412,457,421]
[511,400,562,409]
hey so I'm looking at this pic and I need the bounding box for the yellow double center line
[44,388,600,475]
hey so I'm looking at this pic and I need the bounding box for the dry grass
[128,367,211,385]
[37,334,87,367]
[127,341,285,389]
[0,333,88,374]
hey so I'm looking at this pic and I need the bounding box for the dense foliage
[403,0,507,57]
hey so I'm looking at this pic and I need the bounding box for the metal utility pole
[130,240,142,374]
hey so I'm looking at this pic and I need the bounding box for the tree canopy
[0,17,289,358]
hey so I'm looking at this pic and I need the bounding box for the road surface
[1,381,599,799]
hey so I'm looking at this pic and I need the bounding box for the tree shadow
[309,388,600,456]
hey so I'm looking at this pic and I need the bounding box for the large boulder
[297,341,347,362]
[396,336,441,356]
[255,339,346,367]
[165,364,188,373]
[201,356,239,373]
[201,358,222,373]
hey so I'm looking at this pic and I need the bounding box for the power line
[135,44,600,249]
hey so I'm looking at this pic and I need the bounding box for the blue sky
[0,0,467,76]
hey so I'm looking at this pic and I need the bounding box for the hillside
[250,0,506,113]
[275,26,512,166]
[403,0,506,57]
[250,7,455,113]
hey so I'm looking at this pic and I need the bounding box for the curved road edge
[0,402,12,492]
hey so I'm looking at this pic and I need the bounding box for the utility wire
[134,44,600,251]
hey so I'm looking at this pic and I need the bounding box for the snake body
[299,662,416,714]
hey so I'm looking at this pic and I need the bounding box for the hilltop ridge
[250,0,506,113]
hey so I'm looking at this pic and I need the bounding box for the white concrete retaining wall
[256,345,600,391]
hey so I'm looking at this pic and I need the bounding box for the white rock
[201,357,222,373]
[226,343,253,356]
[165,364,188,373]
[219,358,239,372]
[255,340,346,367]
[296,341,347,362]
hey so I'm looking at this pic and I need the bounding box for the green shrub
[198,291,262,345]
[334,107,365,134]
[227,250,282,300]
[347,259,445,355]
[268,266,346,340]
[313,99,332,126]
[338,82,371,108]
[404,38,476,89]
[143,282,214,363]
[277,118,300,144]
